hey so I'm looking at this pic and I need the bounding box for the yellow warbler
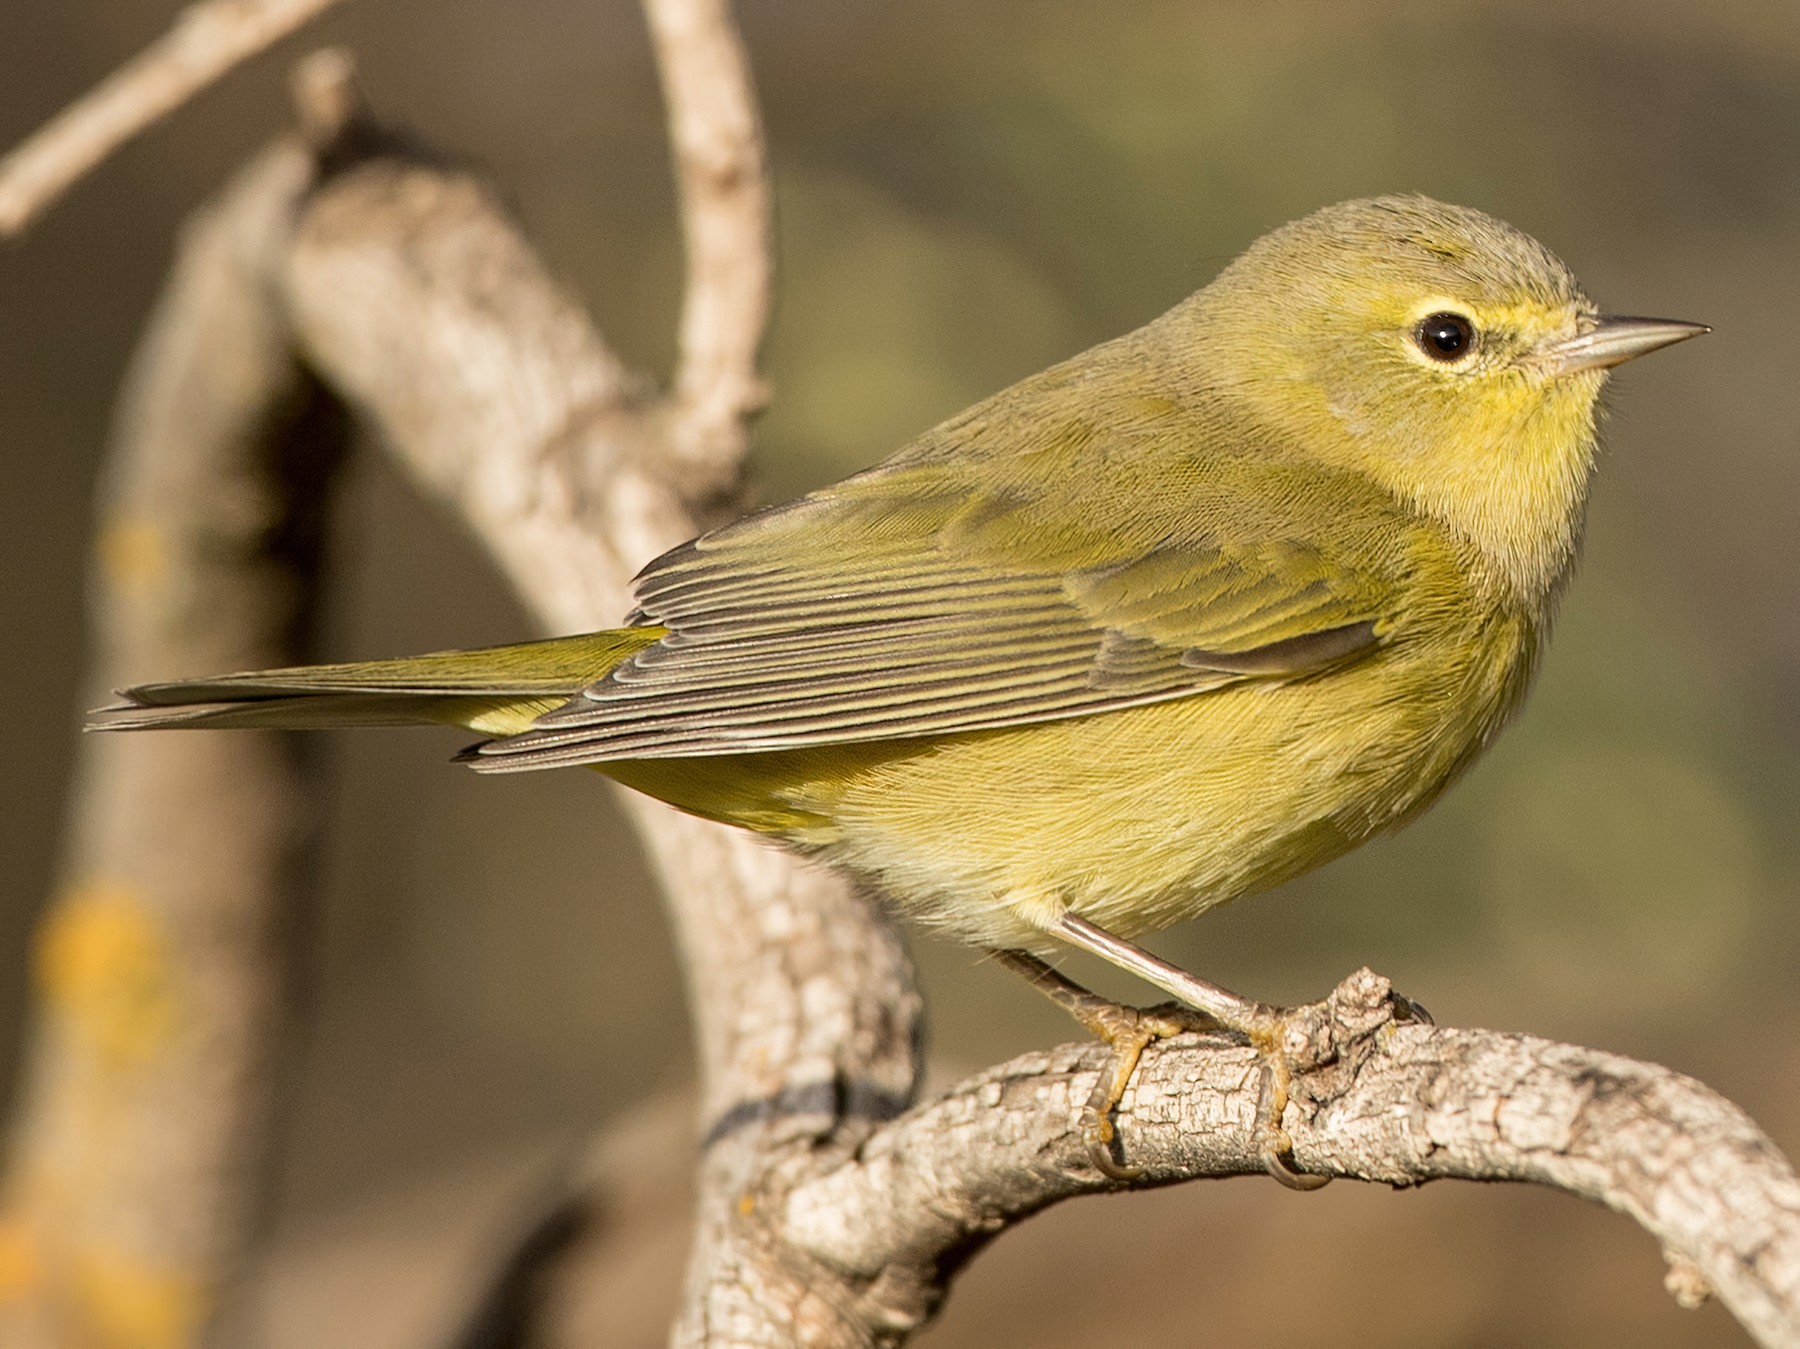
[93,195,1705,1181]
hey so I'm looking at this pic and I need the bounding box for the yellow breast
[604,598,1535,951]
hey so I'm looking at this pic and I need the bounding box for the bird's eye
[1415,312,1477,362]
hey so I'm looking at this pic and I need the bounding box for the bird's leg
[988,948,1218,1181]
[1050,913,1332,1191]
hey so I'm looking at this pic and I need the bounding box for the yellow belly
[603,619,1531,950]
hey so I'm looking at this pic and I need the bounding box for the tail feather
[87,628,664,737]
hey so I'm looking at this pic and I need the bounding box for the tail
[87,628,665,739]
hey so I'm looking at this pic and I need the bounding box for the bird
[90,194,1707,1184]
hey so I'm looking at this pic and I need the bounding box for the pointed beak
[1539,316,1710,376]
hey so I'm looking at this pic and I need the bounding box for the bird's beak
[1539,317,1710,376]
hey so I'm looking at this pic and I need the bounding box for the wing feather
[471,454,1405,769]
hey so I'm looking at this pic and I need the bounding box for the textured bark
[277,52,922,1343]
[0,144,348,1349]
[780,971,1800,1345]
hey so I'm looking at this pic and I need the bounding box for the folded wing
[468,449,1404,770]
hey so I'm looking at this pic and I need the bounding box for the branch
[644,0,774,493]
[285,143,926,1349]
[0,0,353,237]
[273,38,922,1343]
[780,970,1800,1345]
[0,142,348,1346]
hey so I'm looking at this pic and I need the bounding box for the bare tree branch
[644,0,775,494]
[275,36,920,1344]
[281,115,925,1349]
[779,970,1800,1346]
[295,106,1798,1338]
[0,140,348,1347]
[0,0,355,238]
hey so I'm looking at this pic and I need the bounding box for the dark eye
[1415,312,1476,362]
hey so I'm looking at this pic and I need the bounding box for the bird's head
[1184,195,1705,600]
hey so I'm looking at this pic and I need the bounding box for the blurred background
[3,0,1797,1344]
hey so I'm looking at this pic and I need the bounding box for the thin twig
[0,0,353,237]
[643,0,774,490]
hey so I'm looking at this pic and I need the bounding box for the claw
[985,949,1219,1180]
[1084,1109,1144,1181]
[1394,992,1434,1025]
[1264,1148,1332,1192]
[1077,1001,1214,1180]
[1254,1039,1332,1192]
[991,941,1355,1190]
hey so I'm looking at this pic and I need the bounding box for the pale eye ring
[1414,311,1477,362]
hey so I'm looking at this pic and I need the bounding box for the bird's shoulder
[482,388,1492,764]
[647,375,1468,630]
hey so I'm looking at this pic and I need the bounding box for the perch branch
[0,0,354,237]
[780,970,1800,1346]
